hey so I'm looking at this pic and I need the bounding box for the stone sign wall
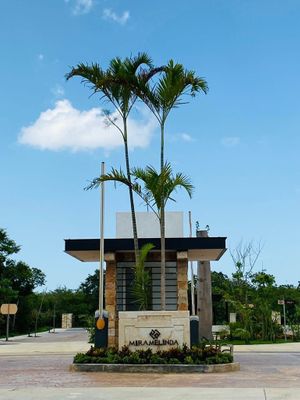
[118,310,190,352]
[61,313,73,329]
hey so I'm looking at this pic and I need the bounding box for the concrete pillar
[177,251,188,311]
[104,252,118,347]
[197,230,213,340]
[229,312,237,323]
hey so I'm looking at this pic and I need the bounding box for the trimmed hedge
[74,344,233,365]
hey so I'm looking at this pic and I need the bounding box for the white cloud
[221,136,240,147]
[102,8,130,25]
[66,0,93,15]
[18,99,156,152]
[180,133,194,142]
[51,84,65,98]
[167,132,195,143]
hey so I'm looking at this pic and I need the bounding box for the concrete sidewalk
[1,329,300,399]
[0,328,91,355]
[235,342,300,353]
[2,329,300,355]
[1,387,300,400]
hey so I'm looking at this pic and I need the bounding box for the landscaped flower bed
[74,344,233,365]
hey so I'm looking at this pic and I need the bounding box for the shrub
[74,344,234,365]
[232,328,251,343]
[168,357,181,364]
[184,356,194,364]
[218,328,230,340]
[73,353,91,363]
[149,354,167,364]
[206,353,233,364]
[84,316,95,344]
[202,345,218,358]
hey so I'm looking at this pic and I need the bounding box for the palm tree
[88,162,194,310]
[134,60,208,309]
[131,243,154,310]
[66,53,155,265]
[131,162,194,220]
[87,163,193,220]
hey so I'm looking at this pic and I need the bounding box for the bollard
[94,310,109,348]
[190,315,199,346]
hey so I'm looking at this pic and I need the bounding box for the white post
[99,162,105,318]
[189,211,195,316]
[53,303,56,333]
[5,306,10,342]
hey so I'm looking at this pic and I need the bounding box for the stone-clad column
[104,253,117,347]
[177,251,188,311]
[197,230,213,340]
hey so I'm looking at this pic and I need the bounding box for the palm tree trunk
[160,120,164,172]
[160,121,166,310]
[160,213,166,310]
[123,117,139,265]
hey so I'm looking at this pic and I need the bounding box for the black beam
[65,237,226,253]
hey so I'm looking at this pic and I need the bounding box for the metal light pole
[98,162,105,319]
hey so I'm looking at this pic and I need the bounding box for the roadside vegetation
[1,229,300,343]
[207,242,300,343]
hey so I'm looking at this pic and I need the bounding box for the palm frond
[66,55,161,118]
[84,167,131,191]
[133,59,208,122]
[131,162,194,216]
[131,242,154,310]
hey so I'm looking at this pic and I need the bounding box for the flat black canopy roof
[65,237,226,262]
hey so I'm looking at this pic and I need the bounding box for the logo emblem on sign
[149,329,161,340]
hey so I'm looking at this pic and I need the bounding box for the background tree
[211,271,232,324]
[0,228,20,272]
[78,269,100,312]
[251,271,277,341]
[230,241,263,305]
[0,228,46,335]
[38,287,90,328]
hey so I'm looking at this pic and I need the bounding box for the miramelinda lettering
[128,339,179,346]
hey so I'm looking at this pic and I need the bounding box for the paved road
[1,328,300,399]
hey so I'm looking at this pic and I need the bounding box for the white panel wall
[116,212,183,238]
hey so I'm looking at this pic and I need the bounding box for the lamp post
[99,162,105,318]
[94,162,109,348]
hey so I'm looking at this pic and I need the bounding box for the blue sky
[1,0,300,290]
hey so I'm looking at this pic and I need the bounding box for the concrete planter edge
[70,362,240,373]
